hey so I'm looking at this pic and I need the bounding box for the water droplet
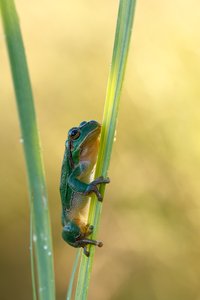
[43,245,48,250]
[42,195,47,208]
[39,287,44,293]
[48,251,52,256]
[33,235,37,242]
[19,137,24,144]
[114,129,117,142]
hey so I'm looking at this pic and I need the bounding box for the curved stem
[75,1,137,299]
[0,1,55,299]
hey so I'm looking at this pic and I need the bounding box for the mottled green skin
[60,120,109,256]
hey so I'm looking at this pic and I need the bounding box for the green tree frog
[60,120,110,256]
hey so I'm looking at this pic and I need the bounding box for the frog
[60,120,110,256]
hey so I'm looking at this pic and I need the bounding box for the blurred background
[1,0,200,299]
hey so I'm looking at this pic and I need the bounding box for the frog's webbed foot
[85,176,110,201]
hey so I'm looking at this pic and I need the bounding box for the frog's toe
[83,246,90,257]
[87,225,94,235]
[93,189,103,201]
[103,177,110,184]
[89,225,94,231]
[91,176,108,185]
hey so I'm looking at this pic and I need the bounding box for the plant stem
[75,1,137,299]
[66,249,81,300]
[0,1,55,299]
[30,204,37,300]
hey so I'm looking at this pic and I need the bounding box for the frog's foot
[87,224,94,235]
[83,224,94,236]
[85,176,110,201]
[77,238,103,257]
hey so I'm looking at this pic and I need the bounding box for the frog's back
[60,149,73,220]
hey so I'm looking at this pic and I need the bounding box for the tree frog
[60,120,110,256]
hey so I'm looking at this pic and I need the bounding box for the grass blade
[30,204,37,300]
[75,1,137,299]
[0,1,55,299]
[66,249,81,300]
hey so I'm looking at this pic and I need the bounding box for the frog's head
[66,120,101,165]
[62,221,81,247]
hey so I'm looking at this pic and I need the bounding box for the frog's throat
[79,126,101,150]
[69,126,101,167]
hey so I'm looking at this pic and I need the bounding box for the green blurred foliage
[1,1,200,299]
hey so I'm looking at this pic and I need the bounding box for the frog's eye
[69,127,80,140]
[79,121,87,127]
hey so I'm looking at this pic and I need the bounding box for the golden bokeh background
[1,0,200,299]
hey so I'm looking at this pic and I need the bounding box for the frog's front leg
[68,162,110,201]
[85,176,110,201]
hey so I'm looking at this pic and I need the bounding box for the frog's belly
[68,192,90,226]
[68,167,95,227]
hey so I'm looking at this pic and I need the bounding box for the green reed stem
[75,1,137,299]
[66,249,81,300]
[0,1,55,299]
[30,204,37,300]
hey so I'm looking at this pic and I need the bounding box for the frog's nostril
[79,121,87,127]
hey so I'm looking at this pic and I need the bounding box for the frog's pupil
[70,129,78,136]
